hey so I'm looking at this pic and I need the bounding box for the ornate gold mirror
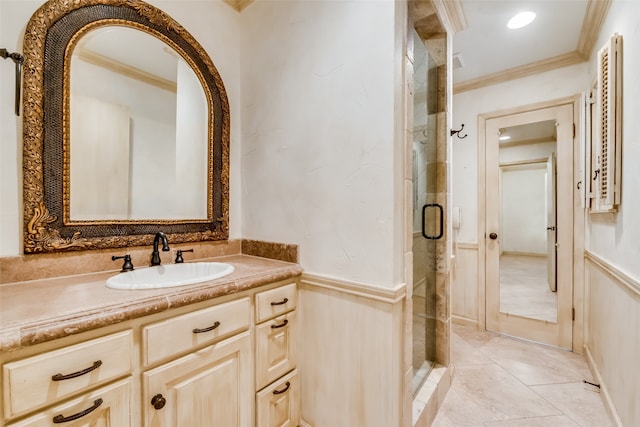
[22,0,229,253]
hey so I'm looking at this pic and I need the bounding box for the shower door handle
[422,203,444,240]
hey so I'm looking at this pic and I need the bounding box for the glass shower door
[411,31,440,395]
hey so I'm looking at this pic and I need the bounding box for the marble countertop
[0,254,302,352]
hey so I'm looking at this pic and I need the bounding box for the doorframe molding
[476,95,585,353]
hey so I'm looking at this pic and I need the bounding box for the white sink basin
[106,262,234,290]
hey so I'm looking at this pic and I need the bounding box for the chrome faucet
[151,232,170,266]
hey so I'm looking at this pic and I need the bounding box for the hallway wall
[450,63,590,324]
[583,1,640,425]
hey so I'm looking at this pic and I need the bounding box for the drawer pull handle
[270,297,289,306]
[193,321,221,334]
[52,398,103,423]
[273,381,291,395]
[271,319,289,329]
[151,394,167,410]
[51,360,102,381]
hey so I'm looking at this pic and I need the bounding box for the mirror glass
[498,120,558,322]
[69,25,208,221]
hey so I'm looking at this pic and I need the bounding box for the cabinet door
[144,331,252,427]
[256,369,299,427]
[7,378,132,427]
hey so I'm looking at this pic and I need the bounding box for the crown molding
[222,0,255,12]
[577,0,612,58]
[431,0,467,33]
[454,51,584,94]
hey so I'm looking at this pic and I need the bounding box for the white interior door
[485,103,573,349]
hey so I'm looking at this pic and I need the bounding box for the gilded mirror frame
[22,0,230,253]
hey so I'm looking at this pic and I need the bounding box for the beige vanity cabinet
[1,277,301,427]
[2,330,133,425]
[254,283,300,427]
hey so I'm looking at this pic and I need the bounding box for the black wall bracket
[1,48,24,116]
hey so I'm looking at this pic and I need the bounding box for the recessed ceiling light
[507,11,536,29]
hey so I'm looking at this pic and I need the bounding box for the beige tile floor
[499,254,557,322]
[432,324,613,427]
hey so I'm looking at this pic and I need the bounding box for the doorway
[482,102,574,349]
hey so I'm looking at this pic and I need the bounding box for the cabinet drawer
[3,330,132,419]
[255,311,297,390]
[7,377,132,427]
[256,369,299,427]
[143,297,250,366]
[255,283,297,323]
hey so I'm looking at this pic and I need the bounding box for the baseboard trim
[585,251,640,299]
[299,419,312,427]
[301,273,406,304]
[584,344,623,427]
[452,315,478,327]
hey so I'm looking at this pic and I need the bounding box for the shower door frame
[410,20,451,397]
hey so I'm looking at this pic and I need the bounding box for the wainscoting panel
[299,274,405,427]
[451,243,479,324]
[585,251,640,427]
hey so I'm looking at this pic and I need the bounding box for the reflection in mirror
[69,25,208,221]
[498,120,558,322]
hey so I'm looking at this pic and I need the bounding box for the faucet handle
[112,254,134,272]
[175,249,194,263]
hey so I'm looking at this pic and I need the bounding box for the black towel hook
[450,124,467,139]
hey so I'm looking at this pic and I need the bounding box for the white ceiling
[453,0,590,84]
[76,26,179,82]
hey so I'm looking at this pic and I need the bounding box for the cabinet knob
[151,394,166,410]
[489,233,498,240]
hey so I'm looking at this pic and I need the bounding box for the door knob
[489,233,498,240]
